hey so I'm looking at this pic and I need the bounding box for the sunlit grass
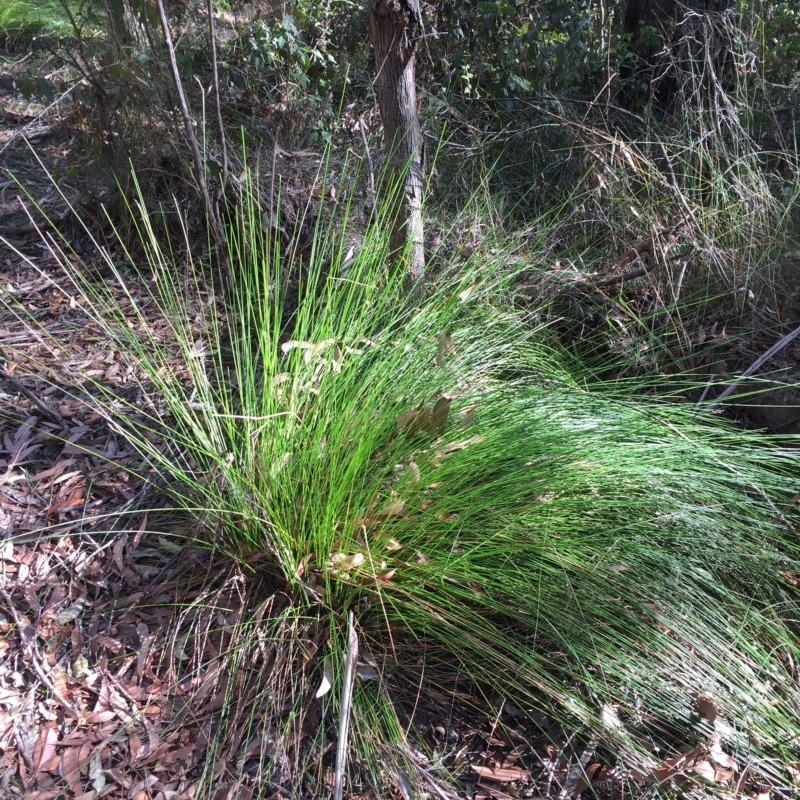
[3,159,800,798]
[0,0,71,39]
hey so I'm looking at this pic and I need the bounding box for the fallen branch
[0,364,64,426]
[703,324,800,410]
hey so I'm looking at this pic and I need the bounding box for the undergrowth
[3,160,800,799]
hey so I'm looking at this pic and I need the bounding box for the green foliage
[429,0,604,99]
[754,0,800,88]
[7,160,800,795]
[246,12,340,142]
[248,13,336,89]
[0,0,72,40]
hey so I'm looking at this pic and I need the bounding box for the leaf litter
[0,255,276,798]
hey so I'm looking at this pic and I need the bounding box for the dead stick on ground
[703,323,800,411]
[0,366,64,426]
[333,611,358,800]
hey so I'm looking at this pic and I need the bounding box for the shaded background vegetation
[3,0,798,276]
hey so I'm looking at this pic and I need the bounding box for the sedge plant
[3,157,800,799]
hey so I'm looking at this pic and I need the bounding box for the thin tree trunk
[367,0,425,290]
[155,0,228,275]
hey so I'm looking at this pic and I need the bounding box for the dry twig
[333,612,359,800]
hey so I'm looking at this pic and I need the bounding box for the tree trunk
[367,0,425,290]
[618,0,735,111]
[622,0,734,32]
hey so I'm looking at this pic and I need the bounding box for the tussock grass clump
[5,168,800,798]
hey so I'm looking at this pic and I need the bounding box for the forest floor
[2,47,800,800]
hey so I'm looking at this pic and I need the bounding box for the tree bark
[367,0,425,290]
[618,0,735,110]
[622,0,734,33]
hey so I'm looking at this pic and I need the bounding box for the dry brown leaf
[690,759,732,783]
[458,285,476,302]
[710,739,736,770]
[31,459,74,483]
[82,710,116,723]
[434,434,484,458]
[429,395,452,437]
[281,338,336,362]
[384,538,402,552]
[54,594,86,625]
[295,553,313,579]
[377,500,406,519]
[397,404,430,439]
[330,552,365,572]
[457,403,477,428]
[696,693,717,724]
[93,634,123,653]
[31,722,59,774]
[94,676,134,724]
[129,774,159,798]
[574,762,604,795]
[48,483,86,514]
[112,537,125,573]
[470,763,529,782]
[436,330,455,368]
[143,718,161,759]
[135,622,153,680]
[475,784,516,800]
[59,742,87,792]
[315,656,333,699]
[129,732,144,762]
[692,760,717,782]
[50,669,69,701]
[650,746,704,782]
